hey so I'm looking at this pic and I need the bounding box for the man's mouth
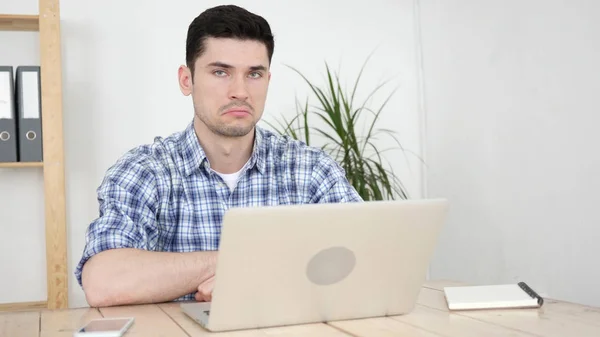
[223,108,251,117]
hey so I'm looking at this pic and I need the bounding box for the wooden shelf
[0,162,43,168]
[1,0,68,310]
[0,14,39,32]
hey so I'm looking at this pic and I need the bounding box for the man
[75,4,362,308]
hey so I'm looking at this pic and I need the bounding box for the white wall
[0,1,46,304]
[0,0,423,308]
[420,0,600,307]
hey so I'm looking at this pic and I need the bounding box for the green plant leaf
[277,56,414,201]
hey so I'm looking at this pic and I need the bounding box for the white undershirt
[213,165,245,191]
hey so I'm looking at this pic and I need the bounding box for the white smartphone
[73,317,134,337]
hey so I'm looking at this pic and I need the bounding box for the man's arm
[307,151,363,203]
[81,248,216,307]
[75,153,212,307]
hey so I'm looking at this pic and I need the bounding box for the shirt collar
[179,121,207,177]
[249,126,266,174]
[179,121,267,177]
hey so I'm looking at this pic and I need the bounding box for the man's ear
[178,65,193,96]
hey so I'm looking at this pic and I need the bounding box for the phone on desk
[73,317,134,337]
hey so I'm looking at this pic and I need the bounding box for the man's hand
[195,275,215,302]
[194,251,218,302]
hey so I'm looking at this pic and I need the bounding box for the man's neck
[193,118,255,174]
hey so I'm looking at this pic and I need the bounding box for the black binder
[0,66,18,162]
[15,66,43,162]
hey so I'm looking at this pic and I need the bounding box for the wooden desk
[2,281,599,336]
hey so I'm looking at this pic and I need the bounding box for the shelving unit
[0,0,68,310]
[0,14,39,31]
[0,162,44,168]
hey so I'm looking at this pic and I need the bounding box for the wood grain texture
[456,305,600,337]
[392,305,536,337]
[0,162,44,168]
[0,283,599,336]
[38,0,68,310]
[428,279,600,327]
[0,301,47,312]
[0,14,39,31]
[40,308,102,337]
[542,298,600,327]
[418,283,600,337]
[159,302,351,337]
[0,311,40,337]
[329,317,441,337]
[100,304,189,337]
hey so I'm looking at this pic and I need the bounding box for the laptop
[181,198,448,332]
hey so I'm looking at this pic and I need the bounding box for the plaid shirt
[75,121,362,300]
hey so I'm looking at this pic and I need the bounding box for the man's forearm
[81,248,216,307]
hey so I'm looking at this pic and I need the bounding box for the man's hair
[186,5,275,79]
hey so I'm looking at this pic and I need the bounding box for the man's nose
[228,76,249,101]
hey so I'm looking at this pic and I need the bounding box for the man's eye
[249,72,262,79]
[214,70,227,76]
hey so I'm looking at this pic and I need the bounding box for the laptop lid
[190,198,448,332]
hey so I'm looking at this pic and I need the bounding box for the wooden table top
[2,280,600,337]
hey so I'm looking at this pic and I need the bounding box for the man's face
[179,37,271,138]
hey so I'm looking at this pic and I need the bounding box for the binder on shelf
[0,66,18,163]
[15,65,43,162]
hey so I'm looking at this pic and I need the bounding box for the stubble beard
[194,108,256,138]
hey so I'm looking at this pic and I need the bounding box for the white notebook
[443,282,544,311]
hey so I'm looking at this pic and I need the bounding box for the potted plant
[264,56,413,201]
